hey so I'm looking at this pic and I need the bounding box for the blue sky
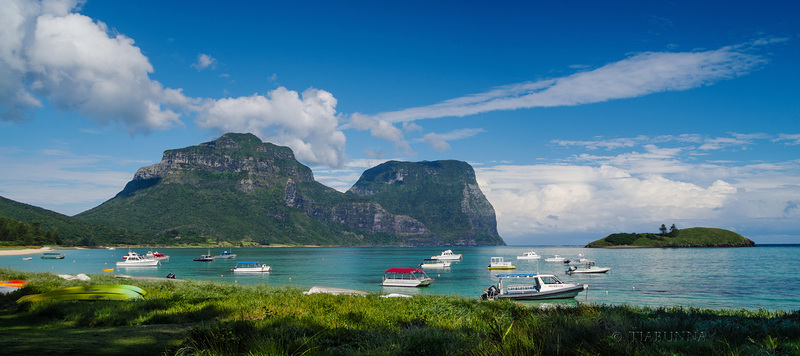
[1,0,799,245]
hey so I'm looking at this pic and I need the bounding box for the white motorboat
[544,254,566,262]
[382,268,433,287]
[419,258,451,269]
[194,249,215,262]
[145,251,170,261]
[566,262,611,274]
[516,251,541,260]
[116,252,159,267]
[215,250,237,259]
[487,256,515,270]
[231,261,271,273]
[481,274,587,300]
[564,253,591,265]
[122,251,141,260]
[431,249,462,260]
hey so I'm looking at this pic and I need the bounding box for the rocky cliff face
[348,160,504,246]
[123,133,314,196]
[283,178,433,241]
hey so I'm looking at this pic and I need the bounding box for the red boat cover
[385,268,424,273]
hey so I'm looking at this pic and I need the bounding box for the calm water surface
[2,245,798,311]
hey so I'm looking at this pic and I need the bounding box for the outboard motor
[488,285,500,298]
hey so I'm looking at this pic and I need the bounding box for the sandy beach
[0,249,49,256]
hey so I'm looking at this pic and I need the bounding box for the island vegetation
[1,268,796,355]
[586,225,755,248]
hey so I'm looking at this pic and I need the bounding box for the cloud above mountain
[0,0,348,166]
[195,88,347,167]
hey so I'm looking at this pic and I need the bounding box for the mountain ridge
[68,133,505,246]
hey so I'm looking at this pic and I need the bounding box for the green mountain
[74,133,505,246]
[586,227,755,248]
[0,196,136,245]
[348,160,504,246]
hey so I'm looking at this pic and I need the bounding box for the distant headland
[586,225,755,248]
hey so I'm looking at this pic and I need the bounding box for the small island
[586,225,755,248]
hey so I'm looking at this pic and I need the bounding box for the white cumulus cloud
[0,1,350,167]
[195,87,347,167]
[475,163,738,239]
[0,0,190,131]
[192,53,217,71]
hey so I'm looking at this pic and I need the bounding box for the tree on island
[659,224,667,235]
[669,224,679,237]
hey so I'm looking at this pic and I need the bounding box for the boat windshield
[540,276,563,284]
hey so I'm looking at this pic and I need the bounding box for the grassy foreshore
[1,268,798,355]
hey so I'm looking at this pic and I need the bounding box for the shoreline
[0,246,91,256]
[0,244,333,257]
[0,248,49,256]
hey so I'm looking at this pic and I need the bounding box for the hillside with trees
[586,225,755,248]
[0,196,142,246]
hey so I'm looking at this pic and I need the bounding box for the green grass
[1,268,798,355]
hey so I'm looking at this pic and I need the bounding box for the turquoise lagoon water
[2,245,798,312]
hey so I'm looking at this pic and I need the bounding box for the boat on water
[564,253,591,265]
[145,251,170,261]
[215,250,237,259]
[116,252,159,267]
[231,261,271,273]
[544,254,566,262]
[194,249,215,262]
[419,258,451,269]
[481,274,587,301]
[194,254,214,262]
[431,249,462,260]
[382,268,433,287]
[122,251,142,260]
[566,262,611,274]
[22,257,32,261]
[41,252,65,259]
[487,256,515,270]
[516,251,541,260]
